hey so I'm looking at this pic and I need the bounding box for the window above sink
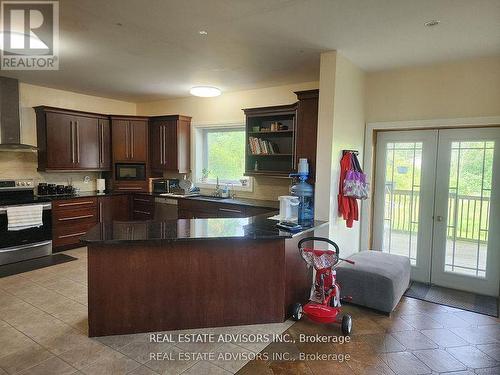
[192,123,253,192]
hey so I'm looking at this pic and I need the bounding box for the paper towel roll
[96,179,106,193]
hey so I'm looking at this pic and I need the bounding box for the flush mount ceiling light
[424,20,440,27]
[198,30,208,35]
[189,86,221,97]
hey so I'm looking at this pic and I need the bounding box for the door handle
[435,215,443,222]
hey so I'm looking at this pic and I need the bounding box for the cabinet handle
[163,124,167,165]
[75,121,80,164]
[160,126,164,164]
[218,208,243,213]
[58,201,94,207]
[70,121,74,164]
[99,123,104,165]
[133,210,151,215]
[58,214,94,221]
[125,123,130,159]
[58,231,87,239]
[134,198,151,202]
[130,123,134,159]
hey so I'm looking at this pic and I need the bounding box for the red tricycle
[292,237,355,335]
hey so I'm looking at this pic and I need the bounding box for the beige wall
[314,52,365,256]
[329,53,365,256]
[366,56,500,123]
[137,81,318,122]
[138,81,319,200]
[0,83,136,191]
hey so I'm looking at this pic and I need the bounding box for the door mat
[404,281,498,317]
[0,254,77,278]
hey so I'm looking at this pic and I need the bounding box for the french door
[373,128,500,296]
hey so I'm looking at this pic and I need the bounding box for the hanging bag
[343,153,369,200]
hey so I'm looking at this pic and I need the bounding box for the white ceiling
[2,0,499,101]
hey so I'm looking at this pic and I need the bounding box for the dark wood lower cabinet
[52,197,98,251]
[132,194,154,220]
[177,199,275,219]
[87,233,313,336]
[53,194,275,250]
[98,195,131,223]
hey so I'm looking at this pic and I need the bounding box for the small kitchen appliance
[278,195,299,221]
[292,237,354,335]
[152,179,179,194]
[96,178,106,193]
[115,163,146,181]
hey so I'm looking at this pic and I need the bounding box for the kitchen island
[82,215,326,337]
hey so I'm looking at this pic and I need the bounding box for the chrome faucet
[213,177,222,197]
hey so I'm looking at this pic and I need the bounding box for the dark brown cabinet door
[294,89,319,181]
[112,195,131,221]
[149,120,163,171]
[129,120,148,162]
[99,119,111,170]
[148,116,191,173]
[112,119,130,162]
[45,112,74,169]
[99,195,131,222]
[163,120,178,171]
[74,116,99,169]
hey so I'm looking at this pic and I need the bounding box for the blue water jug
[290,159,314,226]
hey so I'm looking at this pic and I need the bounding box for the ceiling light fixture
[424,20,440,27]
[198,30,208,35]
[189,86,221,97]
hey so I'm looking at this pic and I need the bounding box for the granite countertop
[2,191,279,210]
[81,214,327,244]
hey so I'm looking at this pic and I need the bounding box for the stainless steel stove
[0,179,52,266]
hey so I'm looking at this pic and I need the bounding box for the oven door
[0,203,52,265]
[115,163,146,181]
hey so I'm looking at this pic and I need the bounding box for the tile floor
[0,247,498,375]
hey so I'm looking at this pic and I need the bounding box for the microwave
[152,179,179,193]
[115,163,146,181]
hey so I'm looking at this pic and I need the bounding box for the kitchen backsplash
[0,151,100,191]
[0,152,291,200]
[162,171,290,201]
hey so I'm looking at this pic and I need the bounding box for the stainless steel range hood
[0,77,37,152]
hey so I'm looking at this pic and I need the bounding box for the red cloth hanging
[338,153,358,228]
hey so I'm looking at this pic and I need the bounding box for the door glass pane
[382,142,423,265]
[445,141,494,278]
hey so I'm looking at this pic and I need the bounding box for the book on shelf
[248,137,281,155]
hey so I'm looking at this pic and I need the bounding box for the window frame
[192,122,253,192]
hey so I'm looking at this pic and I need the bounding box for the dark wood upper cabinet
[130,120,148,162]
[98,118,111,170]
[149,115,191,173]
[74,116,99,169]
[242,89,319,180]
[111,116,148,163]
[35,106,111,171]
[294,89,319,181]
[243,104,297,178]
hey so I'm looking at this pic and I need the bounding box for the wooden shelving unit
[242,89,319,180]
[243,104,297,177]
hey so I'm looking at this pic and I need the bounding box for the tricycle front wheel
[292,303,303,321]
[341,314,352,335]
